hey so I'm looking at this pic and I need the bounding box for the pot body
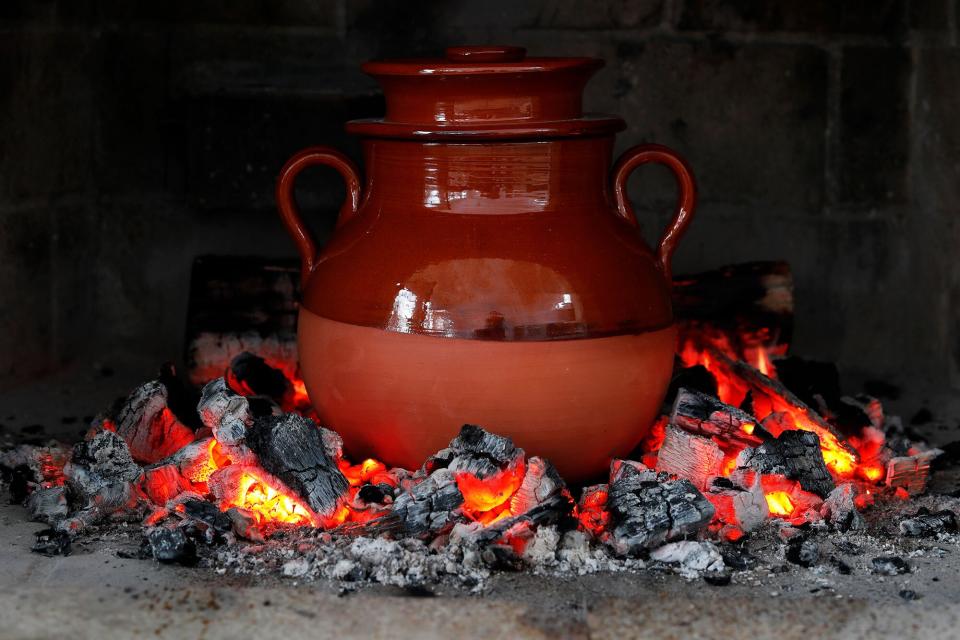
[280,135,694,482]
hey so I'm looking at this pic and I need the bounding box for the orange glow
[861,464,884,482]
[229,472,318,526]
[721,456,738,477]
[340,458,388,487]
[576,487,610,536]
[741,422,755,435]
[765,491,795,516]
[456,466,524,523]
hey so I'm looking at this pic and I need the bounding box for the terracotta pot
[276,46,696,482]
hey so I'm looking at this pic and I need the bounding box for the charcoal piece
[66,430,142,494]
[25,486,69,523]
[32,528,71,556]
[704,573,731,586]
[146,528,198,566]
[872,556,910,575]
[831,556,852,575]
[227,352,292,406]
[656,425,725,490]
[605,463,715,556]
[445,425,523,479]
[182,499,233,534]
[197,378,252,447]
[116,381,197,464]
[358,484,388,504]
[141,464,193,506]
[738,430,835,498]
[509,456,566,516]
[157,363,202,430]
[899,589,922,601]
[670,388,763,449]
[649,540,725,575]
[820,483,865,532]
[831,398,874,435]
[245,414,349,519]
[721,547,754,571]
[704,350,858,467]
[886,449,942,495]
[786,538,819,567]
[392,468,464,537]
[899,508,957,537]
[226,507,264,542]
[4,464,34,504]
[705,478,768,534]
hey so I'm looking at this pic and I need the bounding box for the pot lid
[347,46,625,140]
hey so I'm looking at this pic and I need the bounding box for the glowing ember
[765,491,794,516]
[232,471,317,526]
[456,466,524,525]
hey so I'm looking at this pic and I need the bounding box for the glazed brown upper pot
[276,46,696,482]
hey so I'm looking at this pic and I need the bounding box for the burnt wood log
[737,430,835,498]
[670,388,764,450]
[245,414,349,518]
[605,462,715,556]
[886,449,941,495]
[655,424,725,490]
[705,348,859,466]
[116,381,197,464]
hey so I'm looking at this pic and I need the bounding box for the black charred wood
[182,499,234,534]
[26,486,69,523]
[872,556,910,575]
[392,468,464,537]
[739,430,835,498]
[786,538,820,567]
[899,508,958,537]
[446,424,523,479]
[664,364,718,408]
[146,527,198,566]
[116,381,197,464]
[32,528,71,556]
[605,463,715,556]
[227,352,292,405]
[670,388,764,449]
[245,414,349,518]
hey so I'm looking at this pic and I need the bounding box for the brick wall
[1,0,958,388]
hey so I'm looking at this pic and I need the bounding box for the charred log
[670,388,764,449]
[655,425,725,490]
[605,462,715,556]
[116,381,196,464]
[245,414,349,519]
[737,430,835,498]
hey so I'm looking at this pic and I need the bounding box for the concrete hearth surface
[2,357,960,639]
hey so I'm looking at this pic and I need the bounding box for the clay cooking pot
[276,45,697,482]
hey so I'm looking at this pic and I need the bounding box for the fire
[232,471,317,526]
[764,491,794,517]
[456,466,525,525]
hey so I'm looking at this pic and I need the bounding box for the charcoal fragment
[146,527,198,566]
[830,556,852,575]
[445,424,523,479]
[358,484,388,504]
[392,468,464,537]
[116,381,196,463]
[182,499,233,534]
[786,538,819,568]
[872,556,910,575]
[227,352,292,406]
[899,508,957,537]
[899,589,922,601]
[738,430,835,498]
[245,413,349,519]
[32,528,71,556]
[605,462,714,556]
[25,486,69,523]
[703,573,731,586]
[821,483,865,532]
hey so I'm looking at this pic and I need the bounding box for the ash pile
[3,257,959,597]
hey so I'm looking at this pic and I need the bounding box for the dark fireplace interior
[1,2,959,638]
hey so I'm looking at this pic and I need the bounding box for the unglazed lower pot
[276,46,697,482]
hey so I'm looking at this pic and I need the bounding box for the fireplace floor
[2,361,960,639]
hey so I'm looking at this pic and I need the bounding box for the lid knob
[445,46,526,63]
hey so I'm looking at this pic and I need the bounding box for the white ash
[650,541,725,579]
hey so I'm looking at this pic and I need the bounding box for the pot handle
[612,144,697,280]
[276,146,362,282]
